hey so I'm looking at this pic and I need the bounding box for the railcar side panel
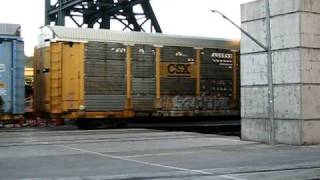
[132,44,156,111]
[84,42,126,112]
[0,38,25,119]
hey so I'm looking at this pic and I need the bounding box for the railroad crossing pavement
[0,127,320,179]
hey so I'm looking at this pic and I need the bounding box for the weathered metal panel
[85,77,125,95]
[86,42,126,60]
[0,41,13,113]
[34,42,85,114]
[160,46,196,96]
[43,47,51,112]
[132,44,155,78]
[49,42,64,114]
[0,38,25,115]
[132,95,155,111]
[157,46,238,113]
[200,64,232,79]
[84,42,126,111]
[159,46,197,112]
[85,95,125,111]
[33,47,49,113]
[201,48,234,79]
[132,78,155,94]
[33,48,40,112]
[61,42,84,111]
[12,41,25,114]
[132,62,155,78]
[161,78,196,95]
[200,48,234,99]
[85,60,125,77]
[161,46,195,63]
[132,78,155,111]
[201,79,233,97]
[131,45,156,111]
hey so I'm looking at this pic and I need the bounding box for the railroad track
[0,119,240,147]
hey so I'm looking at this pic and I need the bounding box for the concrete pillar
[241,0,320,145]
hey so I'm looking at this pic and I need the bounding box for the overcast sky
[0,0,254,56]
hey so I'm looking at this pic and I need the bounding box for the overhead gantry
[45,0,162,33]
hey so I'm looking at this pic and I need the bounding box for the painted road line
[57,144,213,175]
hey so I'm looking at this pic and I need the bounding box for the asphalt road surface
[0,126,320,180]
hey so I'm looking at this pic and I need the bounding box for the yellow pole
[232,51,238,105]
[33,48,39,113]
[50,42,63,114]
[155,47,161,109]
[79,43,85,108]
[125,45,133,111]
[195,49,201,97]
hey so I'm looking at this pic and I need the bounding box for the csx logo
[168,64,191,75]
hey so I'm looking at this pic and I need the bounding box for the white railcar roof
[0,23,21,36]
[39,26,239,50]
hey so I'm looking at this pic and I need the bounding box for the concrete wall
[241,0,320,145]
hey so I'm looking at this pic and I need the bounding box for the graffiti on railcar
[160,96,230,111]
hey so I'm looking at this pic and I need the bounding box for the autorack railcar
[34,26,240,128]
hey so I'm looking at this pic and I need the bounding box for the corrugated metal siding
[45,26,240,50]
[161,78,196,95]
[199,48,235,110]
[131,45,155,111]
[160,46,196,96]
[132,44,155,78]
[132,78,155,111]
[159,46,196,111]
[13,41,25,114]
[0,24,20,36]
[85,95,125,111]
[133,95,155,111]
[161,46,195,63]
[0,39,25,114]
[84,42,126,111]
[200,79,233,97]
[0,41,13,113]
[201,48,233,97]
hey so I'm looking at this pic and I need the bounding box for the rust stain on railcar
[34,42,85,114]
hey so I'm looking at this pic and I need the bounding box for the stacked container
[0,24,25,121]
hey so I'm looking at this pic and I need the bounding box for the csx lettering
[168,64,191,74]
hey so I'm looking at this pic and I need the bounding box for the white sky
[0,0,254,56]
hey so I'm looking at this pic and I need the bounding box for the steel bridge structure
[45,0,162,33]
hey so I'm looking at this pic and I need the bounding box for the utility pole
[264,0,275,145]
[211,0,275,145]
